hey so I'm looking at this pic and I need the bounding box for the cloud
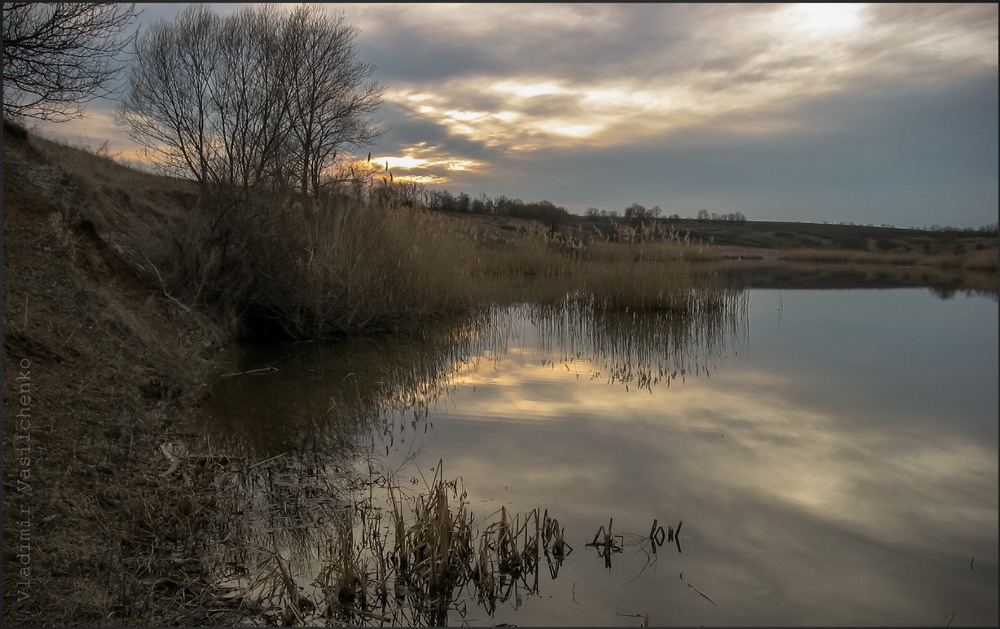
[344,2,996,222]
[441,69,998,226]
[29,2,999,227]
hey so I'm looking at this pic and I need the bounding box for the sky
[24,3,1000,229]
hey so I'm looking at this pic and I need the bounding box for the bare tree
[118,3,383,204]
[210,5,292,192]
[282,5,384,199]
[117,4,220,186]
[2,2,139,122]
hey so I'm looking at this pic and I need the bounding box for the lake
[189,284,998,626]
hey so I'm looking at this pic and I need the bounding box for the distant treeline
[921,222,999,236]
[825,220,999,236]
[420,190,751,225]
[586,205,747,223]
[421,189,572,224]
[421,187,997,237]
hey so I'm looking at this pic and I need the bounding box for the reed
[386,462,474,622]
[163,179,743,341]
[782,246,999,271]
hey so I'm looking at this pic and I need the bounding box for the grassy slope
[568,214,998,254]
[3,123,230,624]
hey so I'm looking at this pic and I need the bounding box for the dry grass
[161,184,742,340]
[7,119,751,343]
[782,246,999,271]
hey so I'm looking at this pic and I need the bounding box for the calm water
[192,286,998,626]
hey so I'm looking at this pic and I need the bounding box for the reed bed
[782,246,999,271]
[473,224,736,314]
[163,186,742,340]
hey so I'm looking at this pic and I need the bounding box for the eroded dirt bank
[3,122,237,625]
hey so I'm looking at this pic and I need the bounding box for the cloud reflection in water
[194,288,997,625]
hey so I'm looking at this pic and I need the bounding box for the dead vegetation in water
[161,457,680,627]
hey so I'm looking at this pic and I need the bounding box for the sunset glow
[372,149,485,185]
[29,2,998,227]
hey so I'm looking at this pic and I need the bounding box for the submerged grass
[197,457,669,626]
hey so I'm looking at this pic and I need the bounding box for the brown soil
[3,122,233,625]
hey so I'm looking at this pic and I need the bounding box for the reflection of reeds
[182,452,687,626]
[542,509,572,578]
[529,292,748,393]
[587,518,625,570]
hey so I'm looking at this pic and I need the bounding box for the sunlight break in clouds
[372,144,485,185]
[377,3,997,153]
[778,3,866,36]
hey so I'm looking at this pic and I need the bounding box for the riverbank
[3,121,234,624]
[3,122,996,624]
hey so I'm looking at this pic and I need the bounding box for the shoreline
[3,123,996,625]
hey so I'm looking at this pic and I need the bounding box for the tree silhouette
[118,4,383,200]
[3,3,139,122]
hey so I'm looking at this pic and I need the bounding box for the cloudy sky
[28,3,999,228]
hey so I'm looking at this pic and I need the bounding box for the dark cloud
[449,71,998,227]
[346,4,720,85]
[375,102,457,149]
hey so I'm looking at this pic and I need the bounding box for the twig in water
[220,366,278,378]
[246,452,286,470]
[687,581,726,618]
[615,607,645,618]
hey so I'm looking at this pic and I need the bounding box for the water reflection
[188,296,747,625]
[188,453,683,626]
[722,262,999,301]
[526,293,748,390]
[197,292,749,458]
[188,286,998,626]
[196,317,481,457]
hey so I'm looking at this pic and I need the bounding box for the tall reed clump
[163,190,486,340]
[471,506,543,615]
[262,197,486,337]
[572,226,732,313]
[163,183,743,340]
[388,463,474,624]
[469,218,733,313]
